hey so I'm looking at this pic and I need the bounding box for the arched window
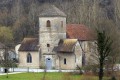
[46,20,51,27]
[64,58,66,64]
[27,53,32,63]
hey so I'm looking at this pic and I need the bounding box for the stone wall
[57,53,76,70]
[39,17,66,55]
[75,41,82,67]
[0,49,4,60]
[15,44,21,59]
[80,41,97,65]
[18,51,40,68]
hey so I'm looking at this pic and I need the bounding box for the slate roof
[66,24,95,41]
[19,38,39,51]
[54,39,77,53]
[40,5,66,17]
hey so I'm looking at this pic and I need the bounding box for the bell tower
[39,5,66,54]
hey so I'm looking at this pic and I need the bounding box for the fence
[1,64,120,73]
[0,67,79,73]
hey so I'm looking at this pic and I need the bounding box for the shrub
[40,66,46,69]
[75,65,84,75]
[82,64,99,75]
[111,76,116,80]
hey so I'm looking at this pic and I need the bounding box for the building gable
[54,39,77,53]
[19,38,39,51]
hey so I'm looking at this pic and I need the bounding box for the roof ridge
[40,4,66,17]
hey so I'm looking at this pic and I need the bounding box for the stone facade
[79,41,97,65]
[39,16,67,69]
[56,42,82,70]
[39,17,66,53]
[0,49,4,60]
[19,51,40,68]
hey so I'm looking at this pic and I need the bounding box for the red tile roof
[66,24,95,41]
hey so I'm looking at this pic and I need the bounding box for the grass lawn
[0,72,109,80]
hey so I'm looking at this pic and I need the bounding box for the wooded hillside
[0,0,119,44]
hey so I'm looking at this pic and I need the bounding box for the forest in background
[0,0,120,44]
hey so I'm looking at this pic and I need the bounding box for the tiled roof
[66,24,95,41]
[54,39,77,53]
[39,5,66,17]
[19,38,39,51]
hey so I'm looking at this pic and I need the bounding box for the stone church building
[17,5,95,70]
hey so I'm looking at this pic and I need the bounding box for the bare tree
[0,26,16,78]
[96,28,113,80]
[0,45,16,78]
[92,18,120,79]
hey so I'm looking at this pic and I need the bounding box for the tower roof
[40,5,66,17]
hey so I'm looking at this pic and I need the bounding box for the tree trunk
[99,61,104,80]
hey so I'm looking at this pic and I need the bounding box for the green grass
[0,72,109,80]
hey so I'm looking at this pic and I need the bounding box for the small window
[61,21,63,27]
[46,20,51,27]
[82,53,86,66]
[48,58,50,60]
[47,44,50,47]
[64,58,66,64]
[27,53,32,63]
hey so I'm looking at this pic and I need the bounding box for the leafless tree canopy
[0,0,119,43]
